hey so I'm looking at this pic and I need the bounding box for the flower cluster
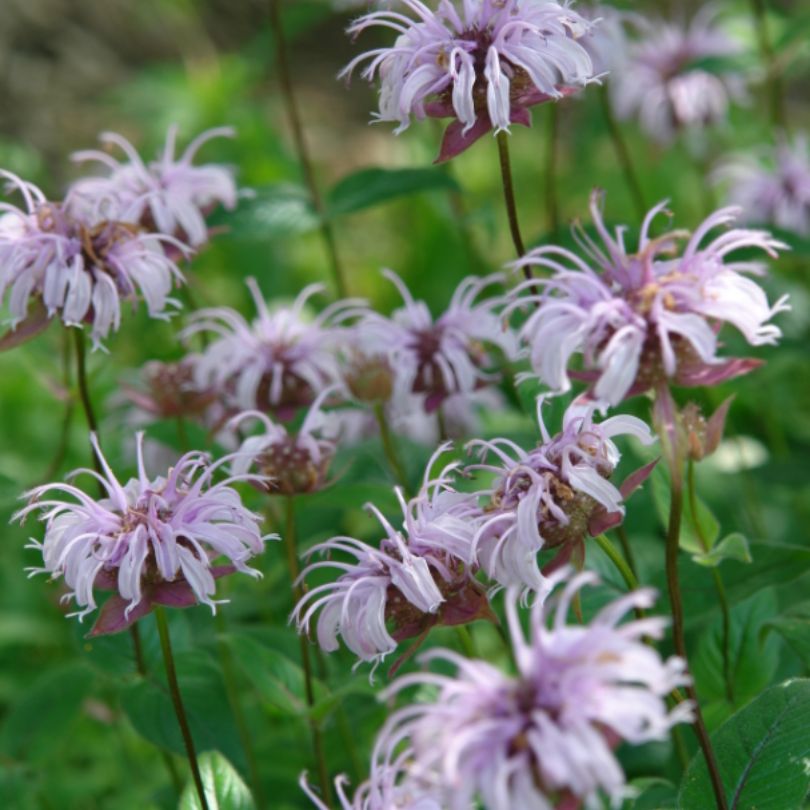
[16,433,271,635]
[715,133,810,236]
[293,447,488,668]
[610,7,745,143]
[329,573,691,809]
[342,0,596,159]
[513,191,789,406]
[357,271,516,412]
[468,397,655,592]
[69,126,238,247]
[183,278,365,416]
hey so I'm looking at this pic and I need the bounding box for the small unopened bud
[259,439,334,496]
[123,360,217,419]
[682,396,734,462]
[345,352,394,403]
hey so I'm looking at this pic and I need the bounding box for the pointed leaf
[679,679,810,810]
[179,751,255,810]
[0,301,52,351]
[87,594,151,637]
[692,533,751,568]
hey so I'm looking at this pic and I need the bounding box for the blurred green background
[0,0,808,807]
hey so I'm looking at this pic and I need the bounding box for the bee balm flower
[17,433,271,635]
[0,172,189,348]
[513,191,789,406]
[342,0,596,160]
[69,126,238,247]
[370,572,693,809]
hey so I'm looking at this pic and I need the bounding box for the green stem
[615,525,638,579]
[155,607,209,810]
[216,612,267,809]
[664,464,728,810]
[71,327,104,490]
[750,0,788,131]
[687,462,734,704]
[455,625,477,658]
[373,402,410,496]
[284,496,332,808]
[544,105,560,238]
[594,533,638,592]
[269,0,348,298]
[496,131,528,265]
[436,406,448,443]
[598,84,647,220]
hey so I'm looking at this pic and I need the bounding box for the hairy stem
[155,607,209,810]
[284,496,332,808]
[455,625,477,658]
[496,131,528,267]
[750,0,788,131]
[687,461,734,704]
[594,533,638,592]
[598,85,647,220]
[615,525,638,578]
[71,328,104,487]
[373,402,410,496]
[269,0,348,298]
[665,469,728,810]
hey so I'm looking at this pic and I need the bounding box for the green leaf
[691,589,780,728]
[179,751,255,810]
[225,634,308,717]
[692,533,752,568]
[326,167,459,218]
[221,184,318,240]
[0,661,94,762]
[679,679,810,810]
[764,601,810,668]
[120,651,244,770]
[625,778,677,810]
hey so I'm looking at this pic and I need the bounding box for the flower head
[714,133,810,237]
[359,271,516,412]
[182,277,365,416]
[342,0,596,160]
[16,433,271,635]
[468,397,655,592]
[610,7,745,143]
[301,771,442,810]
[228,388,339,495]
[369,572,692,809]
[0,172,189,348]
[69,126,238,247]
[293,447,488,669]
[513,191,789,406]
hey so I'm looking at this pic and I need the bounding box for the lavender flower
[342,0,596,160]
[228,388,339,495]
[468,397,655,592]
[293,447,487,668]
[610,7,745,143]
[0,172,189,348]
[359,271,516,412]
[183,278,365,416]
[513,191,789,406]
[370,572,693,809]
[300,771,442,810]
[69,126,237,247]
[714,133,810,237]
[16,432,271,635]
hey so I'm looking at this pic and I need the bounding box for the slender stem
[496,131,528,267]
[215,612,267,810]
[615,525,638,579]
[594,533,638,592]
[598,85,647,221]
[455,625,477,658]
[155,607,209,810]
[436,405,448,443]
[544,104,560,239]
[71,328,104,488]
[373,402,410,496]
[283,496,332,808]
[750,0,787,131]
[687,462,734,704]
[41,331,74,483]
[665,471,728,810]
[269,0,348,298]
